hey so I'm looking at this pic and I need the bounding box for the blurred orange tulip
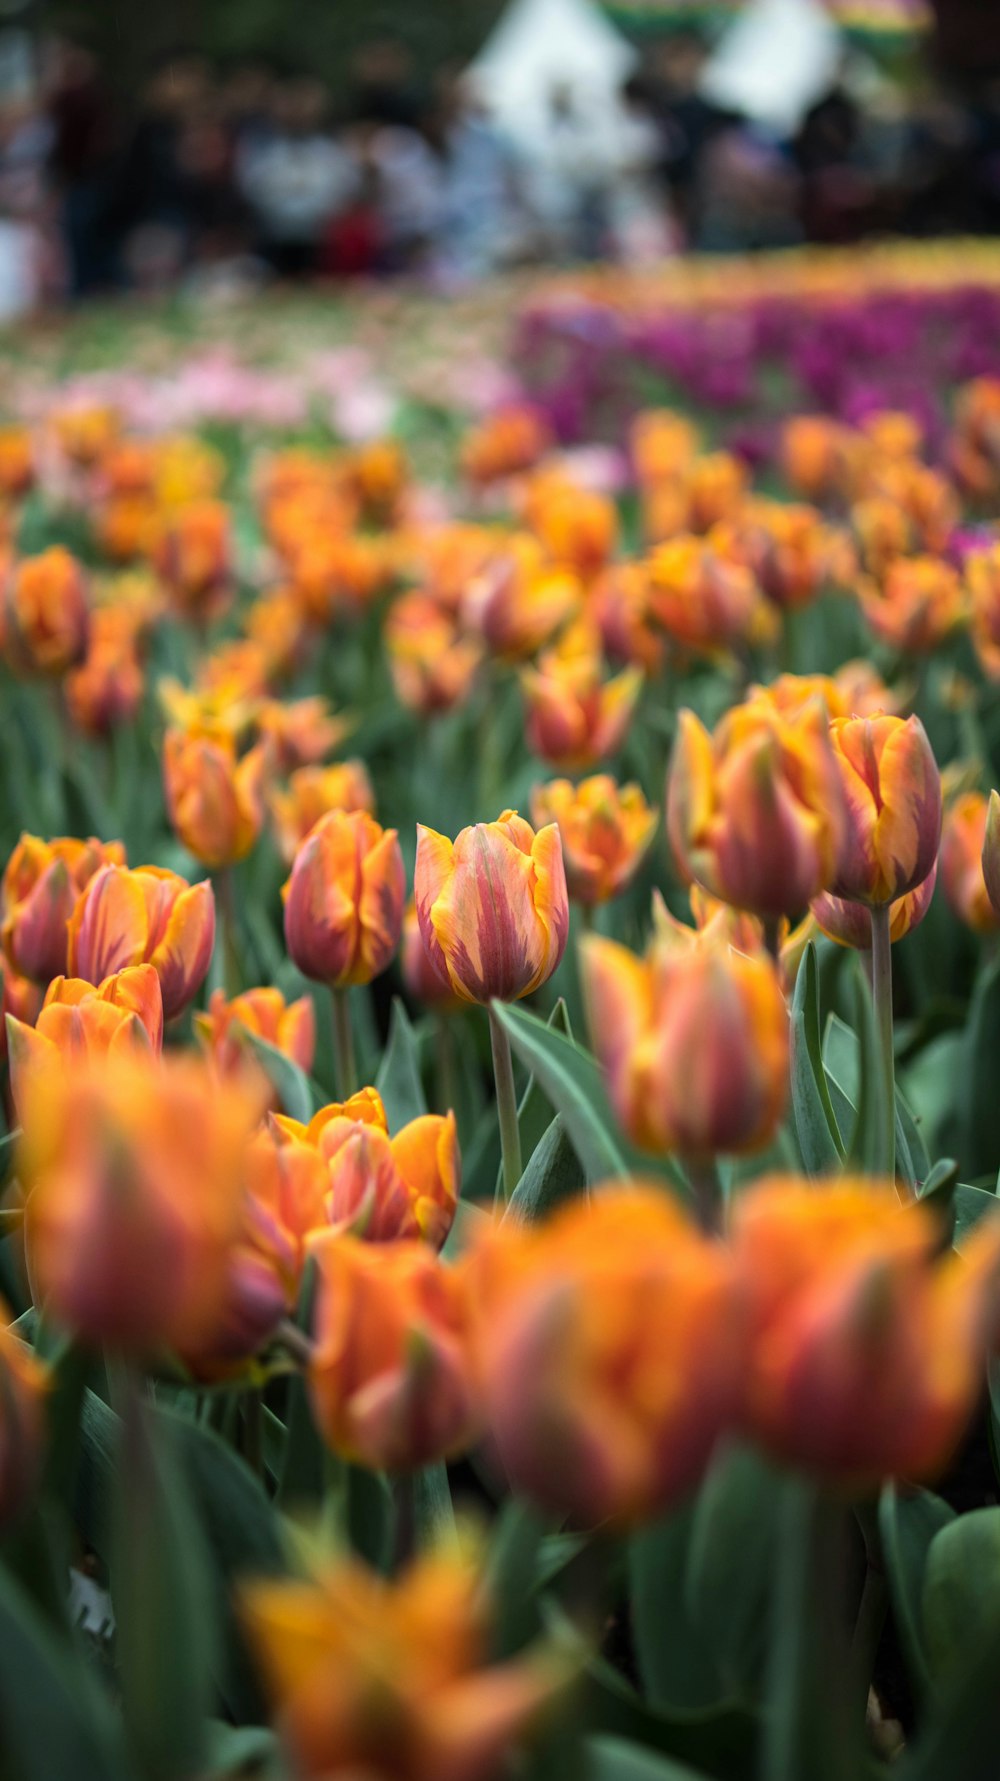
[812,861,937,950]
[461,404,552,484]
[155,499,231,618]
[255,696,348,772]
[269,761,375,866]
[941,791,999,933]
[530,775,657,906]
[1,833,125,985]
[67,861,215,1019]
[163,727,270,869]
[64,606,144,736]
[859,556,966,654]
[2,546,89,676]
[0,1309,47,1525]
[385,592,483,716]
[646,534,772,656]
[6,963,163,1118]
[829,713,941,906]
[0,427,34,500]
[461,535,580,661]
[283,808,405,988]
[195,985,315,1086]
[400,901,461,1010]
[520,624,642,770]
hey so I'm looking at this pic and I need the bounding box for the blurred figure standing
[238,77,356,277]
[45,39,118,296]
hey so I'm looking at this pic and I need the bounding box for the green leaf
[878,1483,955,1699]
[957,952,1000,1181]
[238,1027,315,1124]
[341,1464,395,1572]
[686,1444,783,1697]
[374,998,427,1133]
[953,1182,999,1246]
[825,1012,928,1189]
[0,1565,130,1781]
[486,1497,547,1660]
[585,1736,710,1781]
[790,944,844,1176]
[571,1647,758,1781]
[204,1721,285,1779]
[110,1388,218,1780]
[503,1115,586,1227]
[411,1461,457,1550]
[630,1503,730,1714]
[846,969,890,1177]
[922,1509,1000,1687]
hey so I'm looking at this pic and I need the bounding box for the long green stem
[489,1006,522,1204]
[869,902,896,1182]
[685,1155,724,1234]
[216,866,242,997]
[330,987,357,1101]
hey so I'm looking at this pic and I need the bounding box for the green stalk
[330,987,357,1101]
[489,1005,522,1205]
[215,866,242,997]
[685,1155,724,1234]
[869,901,896,1182]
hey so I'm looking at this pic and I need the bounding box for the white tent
[466,0,638,156]
[700,0,844,134]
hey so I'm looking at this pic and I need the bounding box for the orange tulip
[782,414,853,502]
[0,427,34,500]
[163,727,270,869]
[682,450,749,534]
[467,1188,745,1526]
[940,791,999,933]
[255,696,348,772]
[67,862,215,1019]
[646,534,773,655]
[241,1543,564,1781]
[591,561,664,672]
[983,790,1000,922]
[64,606,144,736]
[521,625,642,772]
[307,1234,479,1471]
[269,761,375,866]
[400,901,461,1011]
[829,713,941,906]
[19,1052,257,1352]
[245,586,309,679]
[274,1087,459,1251]
[732,1175,1000,1487]
[530,775,657,906]
[407,521,496,614]
[2,546,89,676]
[667,695,848,919]
[582,921,788,1160]
[631,409,700,486]
[283,808,405,989]
[526,475,618,580]
[385,592,483,716]
[344,437,408,521]
[415,809,569,1005]
[461,403,552,484]
[195,985,316,1086]
[0,960,41,1062]
[6,963,163,1118]
[723,499,853,611]
[154,499,231,618]
[0,1309,47,1524]
[1,834,125,985]
[966,544,1000,680]
[812,860,937,950]
[461,535,580,661]
[859,556,966,654]
[755,663,901,723]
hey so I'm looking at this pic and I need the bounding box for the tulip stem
[869,902,896,1182]
[330,988,357,1101]
[489,1006,522,1204]
[216,867,242,996]
[686,1156,724,1234]
[276,1318,315,1367]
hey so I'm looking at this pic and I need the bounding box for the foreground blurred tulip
[307,1234,479,1470]
[269,761,375,866]
[242,1543,564,1781]
[163,726,270,870]
[274,1088,459,1251]
[0,1310,46,1525]
[520,624,642,771]
[195,985,315,1091]
[19,1053,257,1352]
[67,862,215,1019]
[983,790,1000,921]
[829,713,941,906]
[732,1176,1000,1487]
[1,834,124,985]
[531,775,657,906]
[941,792,1000,933]
[468,1189,745,1525]
[7,964,162,1115]
[582,924,788,1199]
[812,862,937,951]
[283,808,405,990]
[667,696,847,920]
[2,546,89,676]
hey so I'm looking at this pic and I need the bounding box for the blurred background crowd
[0,0,999,314]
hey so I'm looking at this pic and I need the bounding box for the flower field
[5,248,1000,1779]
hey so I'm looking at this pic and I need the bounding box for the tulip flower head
[2,546,89,676]
[195,985,316,1088]
[859,556,966,654]
[940,791,1000,933]
[283,808,405,989]
[829,713,941,906]
[269,760,375,866]
[7,963,163,1117]
[163,726,270,869]
[530,775,657,906]
[520,623,642,771]
[812,862,937,951]
[1,834,125,985]
[67,862,215,1019]
[415,809,569,1005]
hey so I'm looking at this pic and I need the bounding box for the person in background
[45,38,119,296]
[237,77,357,279]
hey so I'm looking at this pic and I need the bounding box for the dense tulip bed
[5,252,1000,1780]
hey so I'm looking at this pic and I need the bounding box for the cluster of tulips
[4,261,1000,1781]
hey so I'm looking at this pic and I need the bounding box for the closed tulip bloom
[683,451,749,534]
[591,561,664,672]
[0,1309,47,1525]
[521,626,642,771]
[0,962,41,1063]
[727,500,854,612]
[274,1087,459,1251]
[195,985,316,1087]
[461,403,552,484]
[2,547,89,676]
[19,1053,258,1353]
[732,1176,1000,1486]
[983,790,1000,922]
[163,727,270,869]
[385,592,483,716]
[646,536,771,656]
[255,696,348,772]
[462,535,581,661]
[0,427,34,500]
[859,556,966,654]
[269,761,375,866]
[530,776,657,906]
[7,964,163,1116]
[940,792,998,933]
[782,415,852,502]
[967,545,1000,681]
[415,810,569,1005]
[667,696,848,919]
[631,409,700,486]
[241,1544,563,1781]
[812,862,937,951]
[528,478,619,580]
[283,808,405,989]
[755,663,902,723]
[467,1189,745,1526]
[67,862,215,1019]
[307,1234,480,1471]
[64,607,144,737]
[155,499,231,617]
[829,713,941,906]
[582,925,788,1159]
[1,834,125,985]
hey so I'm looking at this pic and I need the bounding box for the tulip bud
[829,713,941,906]
[0,1310,46,1525]
[268,760,375,867]
[646,535,770,655]
[7,963,163,1117]
[582,924,788,1160]
[732,1176,1000,1486]
[255,696,348,772]
[939,792,998,933]
[530,775,657,906]
[163,727,269,869]
[462,535,580,660]
[19,1053,257,1352]
[307,1234,480,1472]
[195,985,315,1091]
[812,860,937,951]
[415,809,569,1005]
[520,624,642,771]
[467,1189,745,1526]
[983,790,1000,922]
[859,556,966,654]
[154,499,231,618]
[67,862,215,1019]
[2,547,89,676]
[385,591,483,716]
[283,808,405,988]
[1,834,125,985]
[64,607,144,737]
[667,696,848,919]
